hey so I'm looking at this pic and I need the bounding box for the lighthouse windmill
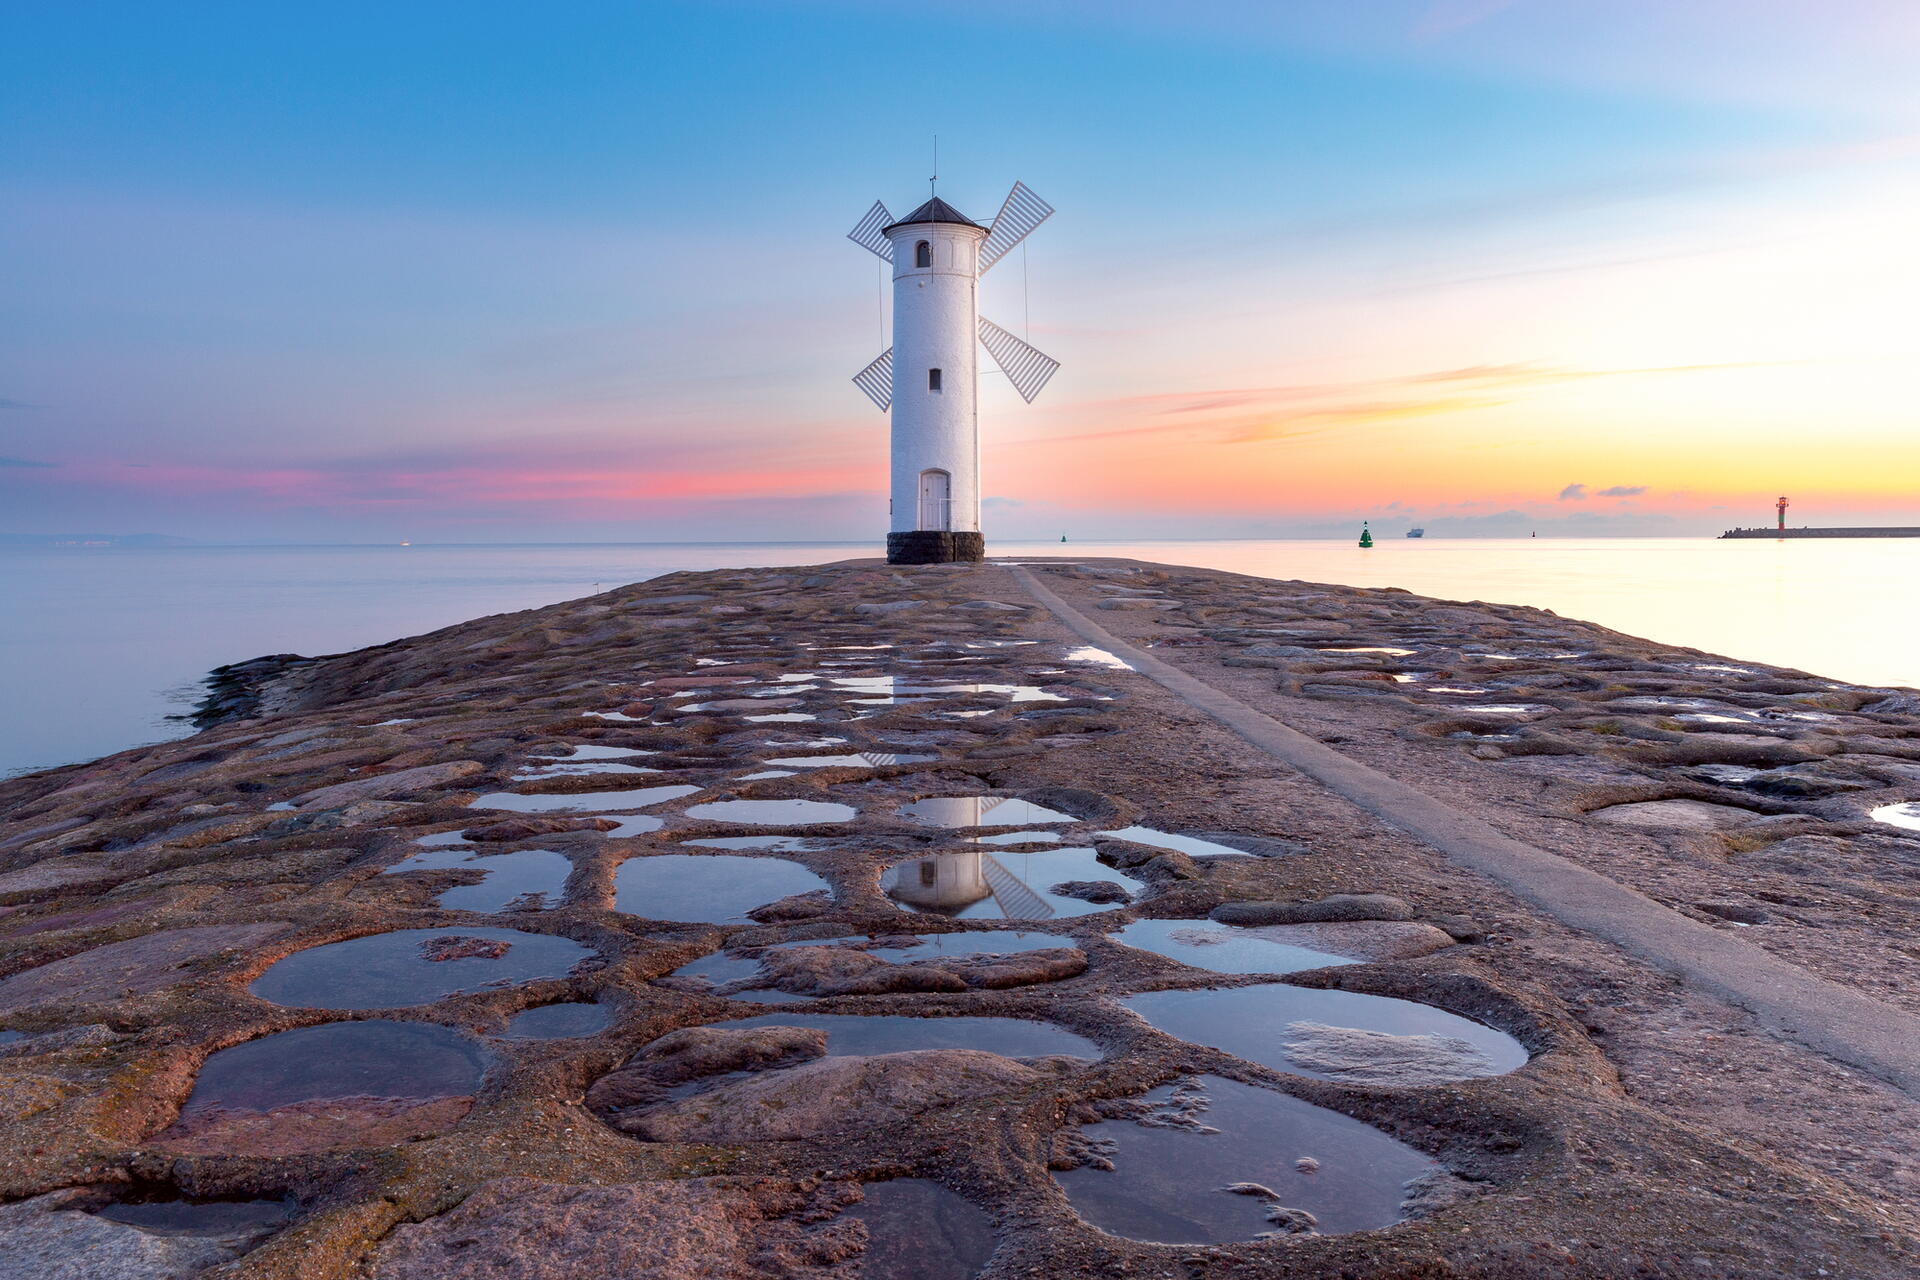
[848,179,1061,564]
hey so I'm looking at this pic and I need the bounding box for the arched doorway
[917,469,951,531]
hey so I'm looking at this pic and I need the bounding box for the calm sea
[3,537,1913,779]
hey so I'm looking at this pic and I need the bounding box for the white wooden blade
[979,182,1053,272]
[852,348,893,411]
[977,318,1059,403]
[847,200,894,261]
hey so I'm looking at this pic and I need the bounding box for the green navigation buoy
[1060,533,1067,543]
[1359,521,1374,548]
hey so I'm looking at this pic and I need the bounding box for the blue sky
[4,1,1916,541]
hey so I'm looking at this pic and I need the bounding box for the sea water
[4,536,1915,777]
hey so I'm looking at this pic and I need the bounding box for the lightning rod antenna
[930,135,938,199]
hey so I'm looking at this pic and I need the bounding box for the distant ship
[1406,527,1425,538]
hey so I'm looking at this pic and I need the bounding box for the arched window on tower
[915,240,931,268]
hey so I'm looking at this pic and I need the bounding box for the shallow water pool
[251,927,597,1009]
[614,853,832,923]
[1054,1074,1437,1242]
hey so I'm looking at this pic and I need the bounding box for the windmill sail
[852,348,894,411]
[979,181,1054,272]
[847,200,895,261]
[977,318,1059,403]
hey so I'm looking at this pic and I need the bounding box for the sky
[3,0,1917,542]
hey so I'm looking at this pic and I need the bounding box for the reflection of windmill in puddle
[883,851,1055,920]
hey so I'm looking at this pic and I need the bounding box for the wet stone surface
[501,1001,612,1040]
[156,1020,492,1154]
[843,1178,997,1280]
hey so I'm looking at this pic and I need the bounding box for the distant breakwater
[1721,526,1920,539]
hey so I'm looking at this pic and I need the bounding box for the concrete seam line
[1010,564,1920,1098]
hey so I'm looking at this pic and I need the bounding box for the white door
[917,469,951,531]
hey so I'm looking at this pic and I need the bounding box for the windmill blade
[847,200,895,261]
[852,348,894,411]
[978,182,1054,272]
[978,318,1059,403]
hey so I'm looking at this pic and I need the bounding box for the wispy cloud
[1019,358,1772,453]
[0,456,57,468]
[1562,482,1650,500]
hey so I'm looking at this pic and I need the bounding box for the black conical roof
[883,196,981,232]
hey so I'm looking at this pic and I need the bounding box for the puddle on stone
[1064,646,1134,671]
[974,829,1063,845]
[843,1179,996,1280]
[251,927,598,1009]
[1123,985,1527,1084]
[885,849,1143,920]
[1054,1075,1438,1243]
[599,814,665,837]
[744,713,819,723]
[763,752,937,769]
[413,830,473,848]
[1675,712,1761,726]
[683,834,830,851]
[176,1020,492,1115]
[1688,763,1765,786]
[1427,686,1488,694]
[88,1187,296,1240]
[833,677,1066,703]
[1460,704,1553,716]
[614,854,833,923]
[1098,827,1254,859]
[708,1011,1098,1059]
[1319,646,1416,657]
[898,796,1077,828]
[535,742,658,758]
[468,784,700,814]
[671,930,1079,997]
[1869,802,1920,832]
[684,798,857,825]
[1111,920,1359,975]
[738,770,797,781]
[503,1002,612,1039]
[384,847,572,912]
[513,761,660,779]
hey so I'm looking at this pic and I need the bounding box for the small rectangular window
[928,368,943,392]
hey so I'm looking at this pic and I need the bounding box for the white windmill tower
[848,179,1061,564]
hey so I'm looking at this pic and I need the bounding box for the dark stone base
[887,531,986,565]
